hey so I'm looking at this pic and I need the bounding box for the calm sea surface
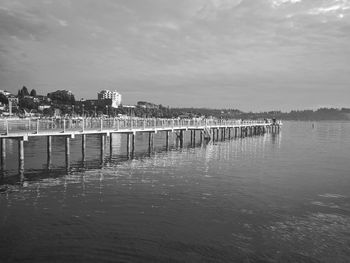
[0,121,349,262]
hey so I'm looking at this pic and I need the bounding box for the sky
[0,0,349,111]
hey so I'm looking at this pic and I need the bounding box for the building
[8,96,19,116]
[0,90,12,97]
[97,90,121,108]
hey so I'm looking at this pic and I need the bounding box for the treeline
[238,108,350,121]
[123,104,242,119]
[128,105,350,120]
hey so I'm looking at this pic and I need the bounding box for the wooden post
[82,134,86,164]
[148,132,154,153]
[65,136,70,171]
[180,130,184,148]
[5,119,9,135]
[216,128,219,141]
[193,130,196,145]
[100,134,105,164]
[165,131,169,150]
[109,133,113,156]
[126,133,131,157]
[18,139,24,174]
[1,138,6,170]
[47,136,52,169]
[131,133,135,157]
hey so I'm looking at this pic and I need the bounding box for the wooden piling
[165,131,169,150]
[109,133,113,156]
[82,134,86,164]
[131,133,135,157]
[193,130,196,145]
[148,132,154,153]
[65,136,70,171]
[1,138,6,170]
[180,130,184,148]
[18,139,24,174]
[47,136,52,169]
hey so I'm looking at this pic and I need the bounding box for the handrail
[0,117,280,136]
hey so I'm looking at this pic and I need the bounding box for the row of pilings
[0,124,281,178]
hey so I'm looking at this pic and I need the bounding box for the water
[0,122,349,262]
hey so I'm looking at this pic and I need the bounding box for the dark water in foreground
[0,121,349,262]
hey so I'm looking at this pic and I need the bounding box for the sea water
[0,121,349,262]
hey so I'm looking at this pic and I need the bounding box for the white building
[0,90,11,96]
[97,90,122,108]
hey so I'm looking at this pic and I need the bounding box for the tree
[47,90,75,105]
[18,86,30,98]
[43,108,54,116]
[30,89,37,97]
[19,97,38,110]
[22,86,29,96]
[0,93,8,104]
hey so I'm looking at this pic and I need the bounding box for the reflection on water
[1,122,350,262]
[0,130,277,184]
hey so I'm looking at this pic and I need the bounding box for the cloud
[58,19,68,27]
[0,5,49,41]
[270,0,302,8]
[308,1,350,15]
[0,0,349,110]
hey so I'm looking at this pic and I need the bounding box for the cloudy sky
[0,0,349,111]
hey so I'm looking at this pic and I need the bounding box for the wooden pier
[0,117,281,175]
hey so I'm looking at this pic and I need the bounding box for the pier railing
[0,117,279,136]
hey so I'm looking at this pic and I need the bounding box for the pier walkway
[0,117,281,174]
